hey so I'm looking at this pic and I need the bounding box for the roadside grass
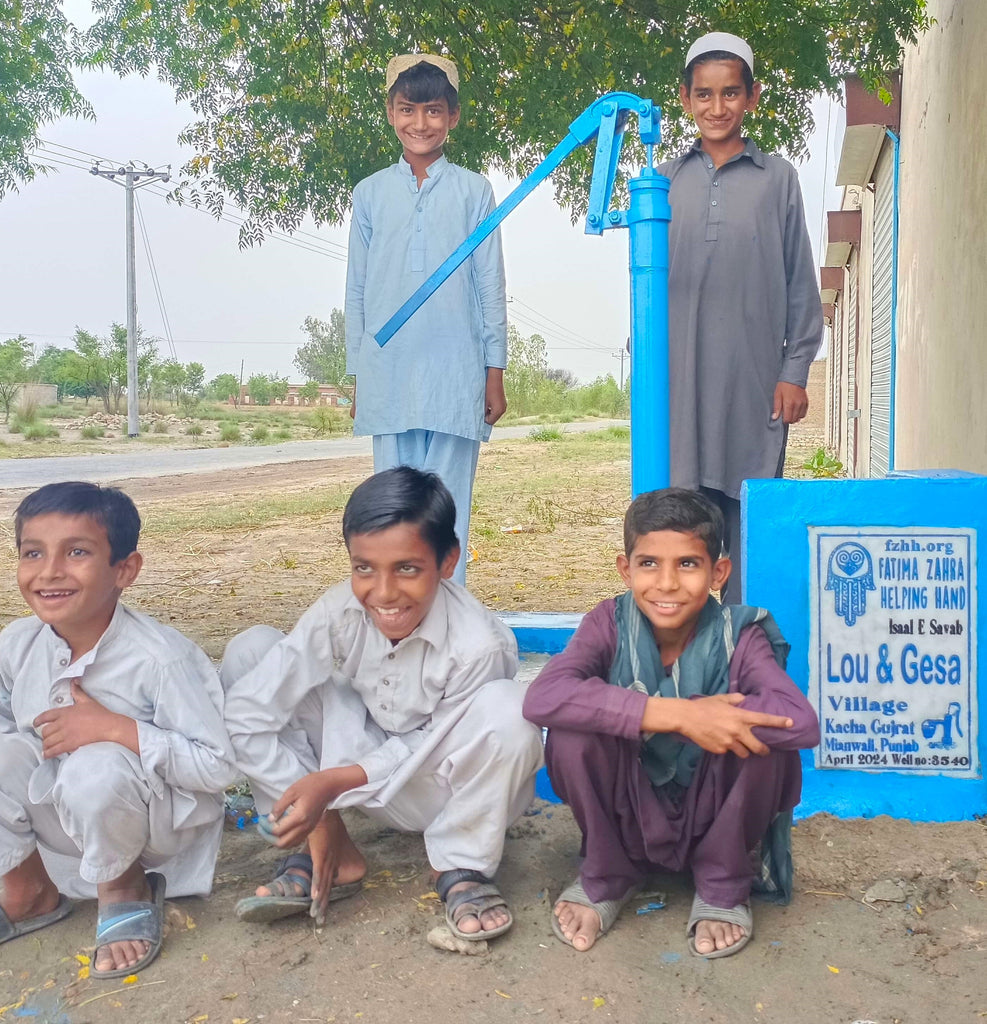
[0,398,354,458]
[140,482,355,538]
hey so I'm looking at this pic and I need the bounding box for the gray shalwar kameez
[658,140,822,590]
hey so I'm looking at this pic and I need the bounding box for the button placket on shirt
[705,159,721,241]
[49,650,72,706]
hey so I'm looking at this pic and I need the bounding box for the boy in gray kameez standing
[658,32,823,599]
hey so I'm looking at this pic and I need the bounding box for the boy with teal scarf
[523,489,819,958]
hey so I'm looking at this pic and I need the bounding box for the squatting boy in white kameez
[221,467,542,940]
[0,482,237,979]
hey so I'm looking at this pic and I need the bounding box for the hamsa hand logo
[826,541,875,627]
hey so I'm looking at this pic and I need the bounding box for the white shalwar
[221,580,543,876]
[0,604,238,899]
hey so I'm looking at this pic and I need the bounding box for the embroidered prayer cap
[385,53,459,93]
[685,32,754,77]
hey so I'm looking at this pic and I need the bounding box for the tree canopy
[83,0,929,243]
[1,0,92,197]
[293,311,350,390]
[0,336,32,421]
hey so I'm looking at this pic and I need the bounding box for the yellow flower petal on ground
[123,975,139,984]
[827,964,840,974]
[74,954,91,965]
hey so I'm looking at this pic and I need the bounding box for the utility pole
[91,161,170,437]
[612,344,628,391]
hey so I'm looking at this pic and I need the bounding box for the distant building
[237,383,347,407]
[17,384,58,409]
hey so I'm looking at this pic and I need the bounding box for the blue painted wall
[743,476,987,821]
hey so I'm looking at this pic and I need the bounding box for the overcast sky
[0,4,842,384]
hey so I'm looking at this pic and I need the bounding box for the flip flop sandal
[235,853,363,924]
[686,893,753,959]
[435,868,513,942]
[0,894,73,945]
[550,878,641,949]
[92,871,166,980]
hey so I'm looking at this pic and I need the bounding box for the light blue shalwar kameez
[345,155,507,584]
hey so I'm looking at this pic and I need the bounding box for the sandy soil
[3,363,987,1023]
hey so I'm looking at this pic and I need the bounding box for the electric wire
[34,137,351,262]
[509,295,604,350]
[134,192,179,359]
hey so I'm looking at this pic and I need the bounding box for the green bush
[219,424,241,443]
[186,422,204,436]
[24,423,59,440]
[251,425,269,442]
[152,419,169,434]
[16,400,38,426]
[274,426,292,440]
[8,419,24,434]
[529,426,564,441]
[80,424,105,439]
[309,406,335,437]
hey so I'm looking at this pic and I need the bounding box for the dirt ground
[2,362,987,1023]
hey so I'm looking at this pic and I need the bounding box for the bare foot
[692,917,747,955]
[93,863,152,975]
[0,850,61,924]
[553,899,601,951]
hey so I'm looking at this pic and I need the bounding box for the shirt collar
[396,153,448,187]
[688,137,765,169]
[43,600,128,665]
[345,579,451,651]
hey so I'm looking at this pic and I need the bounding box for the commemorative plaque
[809,528,977,777]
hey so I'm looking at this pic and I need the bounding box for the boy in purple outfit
[523,488,819,958]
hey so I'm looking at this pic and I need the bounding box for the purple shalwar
[522,598,819,908]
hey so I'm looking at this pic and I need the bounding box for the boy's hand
[269,765,368,848]
[33,682,139,758]
[771,382,808,424]
[349,386,356,420]
[485,368,507,425]
[307,811,356,925]
[647,693,793,758]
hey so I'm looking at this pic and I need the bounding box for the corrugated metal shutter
[846,248,858,476]
[869,143,895,477]
[829,295,842,451]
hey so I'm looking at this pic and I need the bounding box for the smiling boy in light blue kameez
[345,54,508,585]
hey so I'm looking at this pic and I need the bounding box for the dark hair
[623,487,724,563]
[388,62,459,111]
[15,481,141,564]
[342,467,459,564]
[683,50,754,94]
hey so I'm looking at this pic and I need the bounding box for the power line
[29,154,92,173]
[508,308,608,353]
[32,138,351,263]
[134,192,178,359]
[141,184,349,263]
[38,137,129,166]
[508,294,605,349]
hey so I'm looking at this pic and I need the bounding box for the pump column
[626,168,672,497]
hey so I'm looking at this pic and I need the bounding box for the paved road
[0,419,628,489]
